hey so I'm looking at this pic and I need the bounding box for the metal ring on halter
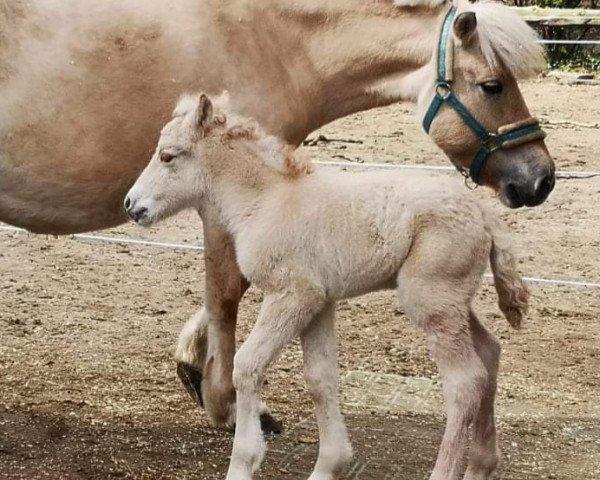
[464,175,478,190]
[435,82,452,100]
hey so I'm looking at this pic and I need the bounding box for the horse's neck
[223,0,443,144]
[264,0,442,137]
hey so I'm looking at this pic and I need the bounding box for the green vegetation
[510,1,599,72]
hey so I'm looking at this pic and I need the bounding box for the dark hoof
[260,412,283,435]
[176,362,204,407]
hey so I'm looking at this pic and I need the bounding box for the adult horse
[0,0,554,430]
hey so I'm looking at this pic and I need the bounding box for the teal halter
[423,6,547,185]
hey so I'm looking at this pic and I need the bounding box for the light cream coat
[126,94,529,480]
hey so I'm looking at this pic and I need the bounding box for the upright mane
[456,0,545,78]
[175,92,313,179]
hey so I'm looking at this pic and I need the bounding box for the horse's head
[420,1,555,208]
[125,93,220,225]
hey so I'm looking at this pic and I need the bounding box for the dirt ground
[1,77,599,480]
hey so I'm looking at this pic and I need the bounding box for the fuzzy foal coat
[126,96,528,480]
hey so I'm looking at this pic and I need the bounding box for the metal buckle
[482,133,502,152]
[435,82,452,100]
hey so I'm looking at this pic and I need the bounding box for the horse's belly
[0,91,160,235]
[0,1,200,234]
[0,151,132,234]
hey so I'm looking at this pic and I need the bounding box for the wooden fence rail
[513,7,600,46]
[514,6,600,26]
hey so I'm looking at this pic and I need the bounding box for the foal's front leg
[227,290,325,480]
[302,304,353,480]
[175,220,280,432]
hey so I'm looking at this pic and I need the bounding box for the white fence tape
[1,225,598,289]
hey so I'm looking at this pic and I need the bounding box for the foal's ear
[453,12,477,46]
[196,93,214,130]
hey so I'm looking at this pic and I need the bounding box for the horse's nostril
[535,170,555,202]
[504,182,523,208]
[124,196,132,210]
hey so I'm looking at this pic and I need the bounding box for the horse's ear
[453,12,477,46]
[196,93,213,130]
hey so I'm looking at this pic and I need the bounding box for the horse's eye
[479,81,503,95]
[160,152,175,163]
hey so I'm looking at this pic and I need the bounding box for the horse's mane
[175,92,313,179]
[456,0,545,79]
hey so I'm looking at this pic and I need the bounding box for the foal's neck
[204,139,284,232]
[265,0,443,135]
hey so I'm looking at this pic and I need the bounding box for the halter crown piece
[422,5,547,184]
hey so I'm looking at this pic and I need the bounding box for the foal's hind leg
[302,304,353,480]
[397,227,491,480]
[464,311,501,480]
[175,220,280,432]
[227,289,326,480]
[424,310,487,480]
[401,298,488,480]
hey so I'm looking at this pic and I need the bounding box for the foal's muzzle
[124,196,149,223]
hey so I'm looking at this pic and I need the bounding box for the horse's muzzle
[503,168,555,208]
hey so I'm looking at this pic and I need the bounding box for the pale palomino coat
[125,93,529,480]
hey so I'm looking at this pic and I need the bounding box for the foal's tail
[484,209,529,329]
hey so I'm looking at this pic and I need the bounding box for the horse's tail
[484,209,529,329]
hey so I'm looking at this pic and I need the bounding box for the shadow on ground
[2,406,598,479]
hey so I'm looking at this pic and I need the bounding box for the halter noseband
[422,6,546,185]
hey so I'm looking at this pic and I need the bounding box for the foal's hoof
[176,362,204,407]
[260,412,283,435]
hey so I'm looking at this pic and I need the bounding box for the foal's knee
[304,368,335,404]
[232,349,263,394]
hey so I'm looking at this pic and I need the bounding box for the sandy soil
[1,77,599,479]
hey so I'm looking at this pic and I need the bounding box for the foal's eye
[479,81,503,96]
[160,152,176,164]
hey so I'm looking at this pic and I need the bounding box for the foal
[126,94,528,480]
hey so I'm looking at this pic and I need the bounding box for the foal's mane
[456,0,545,78]
[176,93,313,179]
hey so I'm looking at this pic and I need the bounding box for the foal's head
[124,94,224,225]
[125,93,310,225]
[420,1,555,208]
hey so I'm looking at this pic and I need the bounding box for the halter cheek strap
[423,6,547,185]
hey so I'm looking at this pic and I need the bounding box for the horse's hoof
[260,412,283,435]
[176,362,204,407]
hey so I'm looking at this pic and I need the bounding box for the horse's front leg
[175,219,281,432]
